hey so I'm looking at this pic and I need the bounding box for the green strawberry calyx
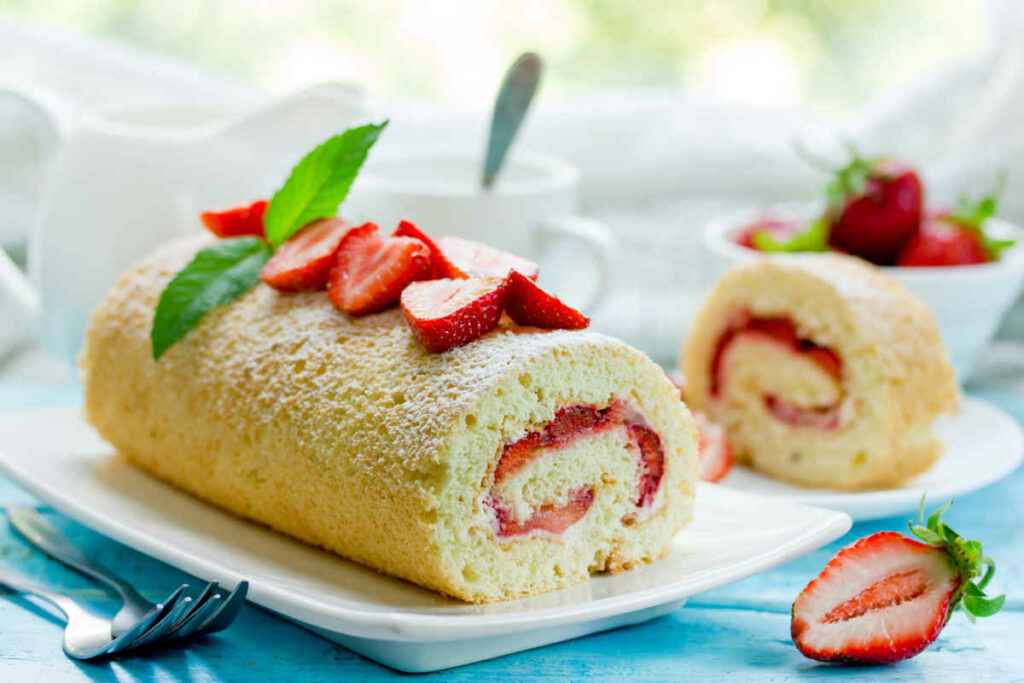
[908,498,1006,622]
[948,172,1016,261]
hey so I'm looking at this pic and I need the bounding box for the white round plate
[717,395,1023,522]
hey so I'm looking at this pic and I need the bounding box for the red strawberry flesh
[327,223,432,316]
[437,236,539,280]
[505,270,589,330]
[490,487,595,537]
[400,277,508,353]
[628,423,665,506]
[260,217,351,291]
[200,200,267,238]
[489,399,666,537]
[792,531,960,664]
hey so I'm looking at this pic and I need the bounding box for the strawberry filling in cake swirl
[711,312,844,430]
[485,400,666,538]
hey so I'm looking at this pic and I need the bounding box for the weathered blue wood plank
[0,381,1020,680]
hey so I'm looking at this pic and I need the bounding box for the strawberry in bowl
[824,157,923,265]
[703,150,1024,380]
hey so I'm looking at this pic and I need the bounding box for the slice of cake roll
[83,238,698,602]
[682,254,957,490]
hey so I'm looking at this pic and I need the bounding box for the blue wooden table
[0,381,1021,681]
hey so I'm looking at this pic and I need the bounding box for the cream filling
[492,427,636,524]
[721,336,841,409]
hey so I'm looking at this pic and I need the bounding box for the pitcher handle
[0,83,64,356]
[217,81,370,154]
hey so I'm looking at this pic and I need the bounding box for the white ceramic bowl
[703,206,1024,382]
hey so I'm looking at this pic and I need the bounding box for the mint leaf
[151,237,271,359]
[752,218,829,253]
[264,121,388,247]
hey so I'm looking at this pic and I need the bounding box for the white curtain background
[3,0,1024,369]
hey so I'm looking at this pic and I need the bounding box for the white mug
[0,82,368,364]
[345,151,614,311]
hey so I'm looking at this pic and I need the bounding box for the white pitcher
[0,82,368,364]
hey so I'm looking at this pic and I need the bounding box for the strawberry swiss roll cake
[83,237,698,603]
[682,255,957,490]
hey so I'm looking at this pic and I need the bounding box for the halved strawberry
[393,220,467,279]
[200,200,268,238]
[504,270,589,330]
[437,236,539,280]
[692,411,732,482]
[260,217,351,291]
[792,502,1004,664]
[328,223,432,316]
[400,277,509,352]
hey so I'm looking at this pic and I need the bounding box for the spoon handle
[482,52,543,190]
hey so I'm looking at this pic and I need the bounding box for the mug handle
[0,248,41,357]
[534,215,614,313]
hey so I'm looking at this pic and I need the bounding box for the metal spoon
[481,52,543,190]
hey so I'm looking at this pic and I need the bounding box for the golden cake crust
[682,254,958,489]
[83,237,697,601]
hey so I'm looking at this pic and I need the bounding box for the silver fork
[7,506,248,640]
[0,564,190,659]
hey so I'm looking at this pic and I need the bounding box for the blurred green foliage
[1,0,981,112]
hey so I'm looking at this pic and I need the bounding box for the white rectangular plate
[719,396,1024,521]
[0,408,851,672]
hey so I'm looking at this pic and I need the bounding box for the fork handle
[0,564,83,624]
[6,506,150,609]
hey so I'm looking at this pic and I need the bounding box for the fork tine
[105,584,188,655]
[127,588,195,650]
[164,582,218,639]
[193,581,248,635]
[170,586,224,640]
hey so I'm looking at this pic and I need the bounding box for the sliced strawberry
[494,404,615,483]
[692,411,732,482]
[437,236,539,280]
[491,486,595,537]
[764,395,840,430]
[897,215,990,267]
[710,312,842,397]
[792,503,1005,665]
[628,423,665,506]
[400,277,508,352]
[393,220,467,279]
[200,200,267,238]
[260,217,352,291]
[504,270,589,330]
[328,223,432,316]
